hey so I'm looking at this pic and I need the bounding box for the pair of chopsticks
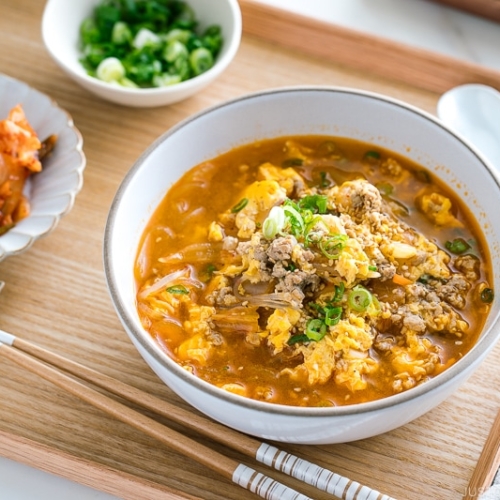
[0,329,396,500]
[463,408,500,500]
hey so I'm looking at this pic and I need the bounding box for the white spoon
[437,83,500,170]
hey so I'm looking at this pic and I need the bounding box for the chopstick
[0,330,396,500]
[463,407,500,500]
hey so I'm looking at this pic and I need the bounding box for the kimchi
[0,104,56,234]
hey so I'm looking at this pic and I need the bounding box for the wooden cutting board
[1,1,500,499]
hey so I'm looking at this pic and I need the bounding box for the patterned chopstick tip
[256,443,396,500]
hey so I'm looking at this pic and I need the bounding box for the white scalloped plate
[0,73,86,260]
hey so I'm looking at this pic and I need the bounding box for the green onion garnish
[319,234,347,259]
[333,282,345,302]
[288,334,310,345]
[375,182,394,196]
[283,203,305,235]
[363,151,380,162]
[79,1,223,89]
[231,198,249,213]
[262,205,286,240]
[298,194,328,214]
[481,288,494,304]
[445,238,471,254]
[166,285,189,295]
[347,285,373,312]
[415,170,431,183]
[305,318,327,341]
[324,305,342,326]
[282,158,303,167]
[319,171,330,188]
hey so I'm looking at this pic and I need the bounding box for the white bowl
[104,87,500,444]
[0,73,85,261]
[41,0,242,108]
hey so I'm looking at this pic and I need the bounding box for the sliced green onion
[79,1,224,89]
[133,28,161,49]
[333,282,345,302]
[288,334,309,345]
[262,206,286,240]
[166,285,189,295]
[417,273,431,285]
[368,265,378,271]
[445,238,471,254]
[481,288,494,304]
[305,319,327,341]
[80,18,101,45]
[262,218,277,240]
[119,76,139,88]
[189,47,214,75]
[201,25,223,55]
[283,204,305,234]
[282,158,303,167]
[368,295,381,316]
[298,194,328,214]
[348,285,372,312]
[319,234,347,259]
[164,40,189,63]
[324,306,342,326]
[153,73,182,87]
[163,28,192,44]
[415,170,431,183]
[231,198,249,213]
[96,57,126,82]
[201,264,217,282]
[111,21,132,44]
[319,171,330,188]
[375,182,394,196]
[363,151,380,162]
[174,3,196,27]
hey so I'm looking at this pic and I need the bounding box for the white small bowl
[41,0,242,108]
[0,73,85,261]
[104,87,500,444]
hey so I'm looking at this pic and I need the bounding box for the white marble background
[257,0,500,70]
[2,1,499,498]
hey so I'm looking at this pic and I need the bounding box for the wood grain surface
[1,1,500,499]
[240,0,500,94]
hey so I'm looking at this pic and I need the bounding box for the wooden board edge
[0,430,202,500]
[239,0,500,94]
[428,0,500,23]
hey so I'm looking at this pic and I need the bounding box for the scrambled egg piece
[177,333,212,365]
[263,307,301,353]
[234,180,286,238]
[258,163,306,196]
[178,304,215,365]
[417,192,462,227]
[283,316,375,388]
[335,237,375,285]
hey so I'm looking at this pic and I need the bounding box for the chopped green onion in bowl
[79,0,224,89]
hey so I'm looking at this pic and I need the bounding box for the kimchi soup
[134,135,493,407]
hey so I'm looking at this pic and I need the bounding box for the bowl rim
[41,0,242,97]
[104,85,500,416]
